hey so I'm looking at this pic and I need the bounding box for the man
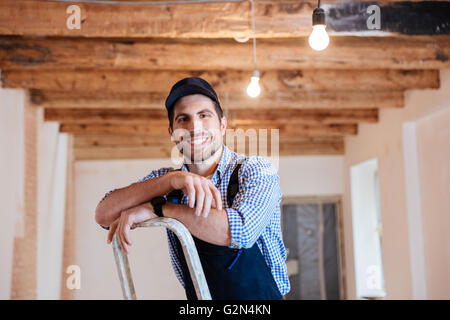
[95,77,290,300]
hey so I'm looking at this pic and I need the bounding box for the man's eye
[200,113,210,118]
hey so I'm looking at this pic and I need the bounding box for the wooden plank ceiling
[0,0,449,160]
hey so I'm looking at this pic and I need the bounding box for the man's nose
[186,117,204,132]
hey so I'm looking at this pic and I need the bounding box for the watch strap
[150,197,166,217]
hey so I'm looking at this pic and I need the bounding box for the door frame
[280,195,347,300]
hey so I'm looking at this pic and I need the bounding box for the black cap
[165,77,221,112]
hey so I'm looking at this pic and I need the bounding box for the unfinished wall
[415,106,450,299]
[0,88,69,300]
[0,88,25,299]
[36,114,68,300]
[60,136,76,300]
[74,159,186,299]
[9,91,38,299]
[343,69,450,300]
[278,156,344,197]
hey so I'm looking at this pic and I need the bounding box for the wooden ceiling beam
[1,36,449,70]
[74,145,174,161]
[2,69,439,92]
[44,107,378,124]
[30,90,404,109]
[325,1,450,36]
[0,0,448,38]
[74,134,173,148]
[73,142,345,160]
[73,134,343,149]
[60,122,358,136]
[73,137,345,160]
[0,0,313,38]
[229,108,378,123]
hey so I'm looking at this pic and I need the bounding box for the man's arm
[95,172,175,228]
[225,156,281,249]
[95,170,223,228]
[109,201,230,253]
[163,202,231,246]
[110,157,280,252]
[162,157,280,248]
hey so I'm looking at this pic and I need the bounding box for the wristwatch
[150,196,166,217]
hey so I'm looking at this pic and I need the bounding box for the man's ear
[168,126,173,137]
[220,116,227,136]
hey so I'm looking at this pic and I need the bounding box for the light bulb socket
[312,7,326,26]
[252,69,260,78]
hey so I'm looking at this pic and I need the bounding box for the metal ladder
[112,217,212,300]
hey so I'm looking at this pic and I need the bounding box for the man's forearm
[95,172,175,227]
[163,202,231,246]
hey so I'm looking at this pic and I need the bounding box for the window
[350,158,386,299]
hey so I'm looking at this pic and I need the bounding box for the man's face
[169,94,227,164]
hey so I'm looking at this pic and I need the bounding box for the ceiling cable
[45,0,245,5]
[246,0,261,98]
[250,0,258,73]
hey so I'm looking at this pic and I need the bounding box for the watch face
[152,196,166,206]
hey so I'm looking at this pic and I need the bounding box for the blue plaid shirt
[103,145,290,296]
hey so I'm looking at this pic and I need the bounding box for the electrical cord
[44,0,245,5]
[250,0,258,73]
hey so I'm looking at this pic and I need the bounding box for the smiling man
[95,77,290,300]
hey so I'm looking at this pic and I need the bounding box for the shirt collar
[216,145,232,180]
[180,145,232,182]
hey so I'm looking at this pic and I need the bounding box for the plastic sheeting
[282,202,341,300]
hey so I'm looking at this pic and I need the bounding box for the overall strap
[167,189,183,204]
[226,163,242,208]
[166,168,183,204]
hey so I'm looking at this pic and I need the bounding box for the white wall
[343,69,450,300]
[0,88,69,300]
[0,88,25,299]
[415,107,450,299]
[73,155,344,299]
[350,159,385,299]
[74,159,185,299]
[36,114,68,299]
[278,156,343,197]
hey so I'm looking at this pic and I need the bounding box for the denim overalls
[167,164,283,300]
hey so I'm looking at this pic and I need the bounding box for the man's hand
[169,171,222,218]
[107,203,157,254]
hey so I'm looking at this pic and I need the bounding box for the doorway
[281,197,346,300]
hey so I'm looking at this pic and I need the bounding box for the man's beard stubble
[175,133,223,165]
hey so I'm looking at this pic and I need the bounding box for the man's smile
[178,133,213,150]
[188,135,211,148]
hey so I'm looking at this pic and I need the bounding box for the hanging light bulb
[247,70,261,98]
[309,4,329,51]
[309,24,329,51]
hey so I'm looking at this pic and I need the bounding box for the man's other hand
[107,203,157,253]
[169,171,222,218]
